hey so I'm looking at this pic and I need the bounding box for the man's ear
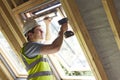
[28,32,33,38]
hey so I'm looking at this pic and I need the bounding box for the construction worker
[21,17,68,80]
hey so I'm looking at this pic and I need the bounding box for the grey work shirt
[24,42,43,58]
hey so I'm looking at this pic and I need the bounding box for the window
[35,8,95,80]
[0,31,27,78]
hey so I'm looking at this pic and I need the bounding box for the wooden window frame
[60,0,108,80]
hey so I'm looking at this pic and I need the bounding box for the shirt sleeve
[24,42,43,58]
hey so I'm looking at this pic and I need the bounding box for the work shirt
[22,41,54,80]
[23,42,43,58]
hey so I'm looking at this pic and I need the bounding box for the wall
[75,0,120,80]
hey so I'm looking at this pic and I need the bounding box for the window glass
[36,11,95,80]
[0,31,27,77]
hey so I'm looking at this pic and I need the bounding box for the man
[21,17,68,80]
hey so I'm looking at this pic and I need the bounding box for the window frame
[35,7,95,80]
[0,31,28,79]
[60,0,108,80]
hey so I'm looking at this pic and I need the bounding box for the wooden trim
[0,0,26,49]
[0,60,14,80]
[11,0,17,7]
[60,0,108,80]
[102,0,120,49]
[0,7,21,54]
[12,0,50,14]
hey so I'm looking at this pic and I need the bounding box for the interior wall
[75,0,120,80]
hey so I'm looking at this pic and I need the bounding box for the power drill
[58,18,74,38]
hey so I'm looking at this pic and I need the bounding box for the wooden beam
[60,0,108,80]
[11,0,17,7]
[0,8,21,54]
[0,0,26,49]
[0,60,13,80]
[12,0,51,14]
[102,0,120,49]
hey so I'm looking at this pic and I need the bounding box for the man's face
[32,26,44,41]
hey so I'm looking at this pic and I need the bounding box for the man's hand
[43,16,52,25]
[59,23,68,36]
[61,23,68,33]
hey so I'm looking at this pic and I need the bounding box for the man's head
[23,19,43,41]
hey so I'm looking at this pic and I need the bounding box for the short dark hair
[25,27,36,41]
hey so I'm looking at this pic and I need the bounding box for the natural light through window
[0,31,27,77]
[35,10,95,80]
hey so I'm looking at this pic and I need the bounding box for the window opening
[0,31,27,78]
[34,8,95,80]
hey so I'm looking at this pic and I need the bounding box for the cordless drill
[58,18,74,38]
